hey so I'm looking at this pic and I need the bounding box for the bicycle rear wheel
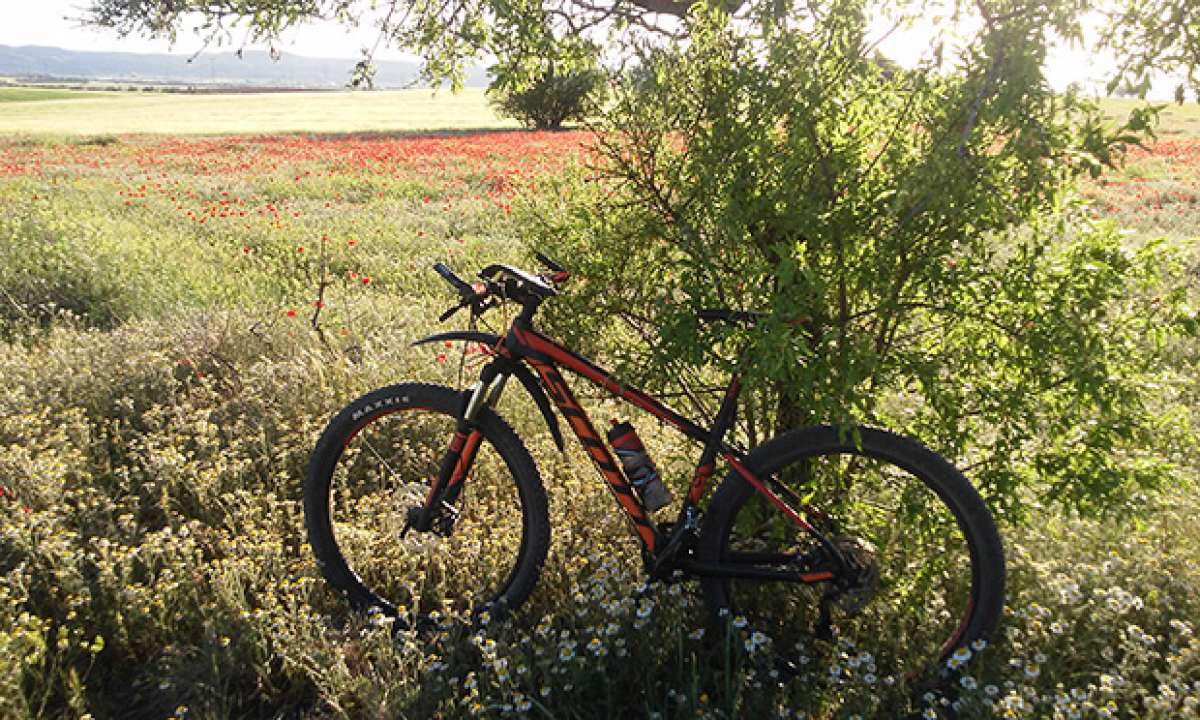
[697,425,1004,689]
[304,382,550,625]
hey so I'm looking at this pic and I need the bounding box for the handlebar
[432,254,569,323]
[432,262,475,299]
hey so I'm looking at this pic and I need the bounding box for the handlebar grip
[432,262,474,297]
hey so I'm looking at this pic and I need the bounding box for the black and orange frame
[412,272,843,586]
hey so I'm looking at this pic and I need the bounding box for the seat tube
[686,372,743,505]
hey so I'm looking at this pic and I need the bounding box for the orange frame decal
[526,358,661,553]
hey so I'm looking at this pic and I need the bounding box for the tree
[88,0,1200,517]
[521,4,1193,520]
[488,64,606,129]
[85,0,669,91]
[84,1,1200,99]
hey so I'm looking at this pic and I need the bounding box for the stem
[309,234,331,351]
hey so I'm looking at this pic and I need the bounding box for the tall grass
[0,131,1197,718]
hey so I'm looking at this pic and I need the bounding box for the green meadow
[0,89,1197,719]
[0,87,514,135]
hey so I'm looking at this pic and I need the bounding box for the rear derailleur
[815,535,880,640]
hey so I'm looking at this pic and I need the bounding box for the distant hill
[0,45,490,89]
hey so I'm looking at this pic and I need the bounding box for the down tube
[526,359,661,554]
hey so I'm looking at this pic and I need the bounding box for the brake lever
[438,300,468,323]
[438,290,498,323]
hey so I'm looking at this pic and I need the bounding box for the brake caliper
[402,502,461,538]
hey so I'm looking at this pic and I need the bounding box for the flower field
[1,126,1198,719]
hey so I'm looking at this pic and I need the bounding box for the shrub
[0,194,133,334]
[488,65,606,131]
[518,6,1199,521]
[1,305,1196,717]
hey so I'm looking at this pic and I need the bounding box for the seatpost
[709,339,757,444]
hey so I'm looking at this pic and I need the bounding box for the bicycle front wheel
[697,425,1005,687]
[304,382,550,625]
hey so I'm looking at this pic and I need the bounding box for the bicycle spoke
[701,429,1000,692]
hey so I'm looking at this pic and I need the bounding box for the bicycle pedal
[815,598,834,641]
[830,535,879,615]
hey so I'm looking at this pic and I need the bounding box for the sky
[0,0,1138,96]
[2,0,418,61]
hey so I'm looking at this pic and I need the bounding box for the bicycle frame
[422,315,840,584]
[514,325,819,546]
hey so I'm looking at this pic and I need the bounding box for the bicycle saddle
[696,308,762,326]
[479,264,558,299]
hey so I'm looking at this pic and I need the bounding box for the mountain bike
[304,255,1005,683]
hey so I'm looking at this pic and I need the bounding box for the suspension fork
[412,364,510,532]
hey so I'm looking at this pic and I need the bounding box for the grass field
[1101,96,1200,137]
[0,91,1198,719]
[0,88,122,104]
[5,86,1196,139]
[0,87,514,135]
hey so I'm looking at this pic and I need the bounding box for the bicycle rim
[317,401,529,623]
[707,439,996,686]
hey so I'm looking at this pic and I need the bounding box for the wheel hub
[403,502,460,538]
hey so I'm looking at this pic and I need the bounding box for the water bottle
[606,420,673,511]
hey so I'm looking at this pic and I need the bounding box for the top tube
[506,324,717,446]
